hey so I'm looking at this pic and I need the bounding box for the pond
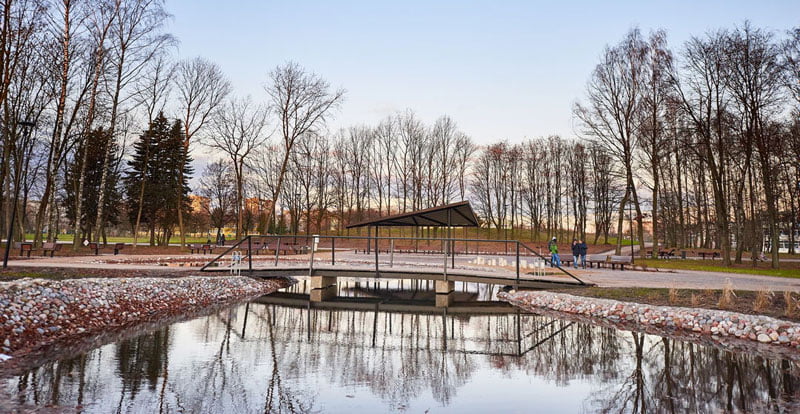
[3,279,799,413]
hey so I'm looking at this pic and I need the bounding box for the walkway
[3,253,799,291]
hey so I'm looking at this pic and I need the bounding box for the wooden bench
[586,254,608,268]
[697,251,720,260]
[41,242,62,257]
[14,242,34,257]
[189,244,212,254]
[646,249,676,259]
[113,243,125,255]
[609,255,633,270]
[87,242,103,255]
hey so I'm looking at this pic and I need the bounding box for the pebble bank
[500,290,800,354]
[0,276,285,359]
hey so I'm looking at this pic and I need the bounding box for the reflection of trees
[115,327,170,399]
[4,300,800,413]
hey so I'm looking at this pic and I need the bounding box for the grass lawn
[637,258,800,278]
[554,286,800,322]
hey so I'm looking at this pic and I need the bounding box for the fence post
[308,240,315,276]
[374,227,379,277]
[331,237,336,266]
[516,242,520,288]
[248,236,252,275]
[390,239,394,268]
[443,239,448,281]
[274,237,281,266]
[451,239,455,269]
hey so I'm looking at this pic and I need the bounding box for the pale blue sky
[166,0,800,144]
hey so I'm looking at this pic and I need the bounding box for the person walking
[571,239,580,269]
[548,237,561,268]
[577,239,588,269]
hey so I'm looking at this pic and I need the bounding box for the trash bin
[680,251,686,259]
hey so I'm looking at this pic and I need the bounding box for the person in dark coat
[571,239,580,269]
[577,239,588,269]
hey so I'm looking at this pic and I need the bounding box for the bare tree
[206,96,268,238]
[726,23,786,268]
[671,30,735,265]
[93,0,173,243]
[198,158,234,241]
[263,61,344,231]
[574,28,648,255]
[173,56,230,245]
[637,29,674,257]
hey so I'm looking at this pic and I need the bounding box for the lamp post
[3,121,35,269]
[627,184,635,265]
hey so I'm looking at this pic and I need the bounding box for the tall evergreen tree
[125,113,192,245]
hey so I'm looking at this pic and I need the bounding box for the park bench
[41,242,61,257]
[584,254,608,268]
[609,255,633,270]
[87,242,103,255]
[284,243,307,254]
[189,244,214,254]
[697,250,720,260]
[645,248,676,259]
[14,242,34,257]
[113,243,126,255]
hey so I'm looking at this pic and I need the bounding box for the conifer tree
[125,113,192,245]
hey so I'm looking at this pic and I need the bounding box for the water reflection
[4,286,800,413]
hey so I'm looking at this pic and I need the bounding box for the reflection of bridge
[247,293,575,358]
[254,291,517,314]
[202,234,591,307]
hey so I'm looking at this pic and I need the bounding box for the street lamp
[3,121,35,269]
[627,184,635,265]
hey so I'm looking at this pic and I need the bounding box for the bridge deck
[206,262,587,289]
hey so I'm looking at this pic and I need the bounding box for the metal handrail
[518,242,586,285]
[200,235,251,271]
[198,234,588,286]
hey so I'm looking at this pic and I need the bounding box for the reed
[717,279,736,309]
[753,288,773,312]
[784,291,798,317]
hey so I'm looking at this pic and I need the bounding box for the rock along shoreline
[500,290,800,360]
[0,275,291,367]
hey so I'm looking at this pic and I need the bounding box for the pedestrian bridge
[201,234,591,307]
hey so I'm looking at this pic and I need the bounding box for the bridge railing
[200,234,586,286]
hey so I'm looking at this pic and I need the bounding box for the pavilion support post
[374,226,379,277]
[390,239,394,268]
[274,237,281,266]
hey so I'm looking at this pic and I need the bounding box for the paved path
[3,252,800,291]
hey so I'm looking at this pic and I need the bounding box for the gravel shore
[0,275,289,364]
[500,290,800,359]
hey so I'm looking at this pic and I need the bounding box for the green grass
[23,234,211,244]
[638,259,800,278]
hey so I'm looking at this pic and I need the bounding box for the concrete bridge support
[310,275,336,302]
[435,280,454,307]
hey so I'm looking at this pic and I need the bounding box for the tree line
[1,2,798,269]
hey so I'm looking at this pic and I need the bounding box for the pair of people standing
[571,239,587,269]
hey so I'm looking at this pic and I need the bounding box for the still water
[4,279,800,413]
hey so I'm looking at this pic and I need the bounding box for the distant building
[189,195,210,214]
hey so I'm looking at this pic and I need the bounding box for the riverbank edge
[499,290,800,360]
[0,275,293,375]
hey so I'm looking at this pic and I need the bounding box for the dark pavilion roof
[346,201,480,228]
